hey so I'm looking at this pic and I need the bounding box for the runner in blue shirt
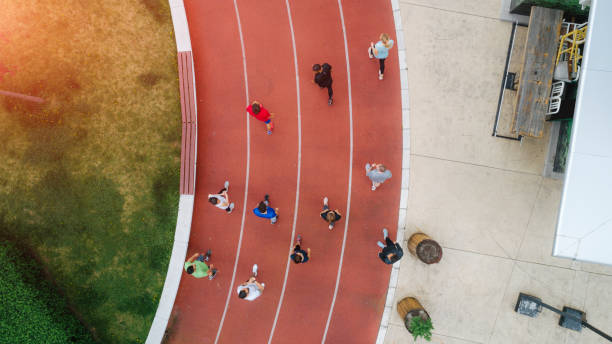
[253,194,278,224]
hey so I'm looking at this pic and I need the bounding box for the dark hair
[238,290,247,299]
[292,254,303,264]
[312,63,321,72]
[186,266,194,274]
[322,63,331,72]
[252,103,261,114]
[208,197,218,205]
[326,212,336,222]
[257,201,267,213]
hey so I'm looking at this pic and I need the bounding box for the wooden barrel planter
[397,297,431,332]
[408,232,442,264]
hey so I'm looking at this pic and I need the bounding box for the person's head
[257,201,267,213]
[186,266,195,274]
[380,33,391,48]
[321,63,331,72]
[292,254,303,264]
[312,63,321,74]
[377,164,386,172]
[208,196,219,205]
[252,102,261,114]
[326,212,336,223]
[238,289,248,299]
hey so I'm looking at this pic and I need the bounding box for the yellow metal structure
[556,24,588,76]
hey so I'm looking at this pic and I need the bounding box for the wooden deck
[513,6,563,138]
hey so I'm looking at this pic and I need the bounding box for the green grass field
[0,0,180,342]
[0,241,96,343]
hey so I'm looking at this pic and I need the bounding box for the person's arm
[253,281,265,291]
[370,42,378,56]
[307,248,311,258]
[207,264,214,275]
[394,244,404,257]
[187,253,199,263]
[379,252,388,263]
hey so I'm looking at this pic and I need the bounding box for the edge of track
[145,2,197,342]
[373,0,411,343]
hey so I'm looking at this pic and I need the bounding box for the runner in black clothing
[377,228,404,264]
[313,63,333,105]
[320,196,342,230]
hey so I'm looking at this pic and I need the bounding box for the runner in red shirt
[246,101,274,135]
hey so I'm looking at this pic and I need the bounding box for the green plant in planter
[409,316,434,341]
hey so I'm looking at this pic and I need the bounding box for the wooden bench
[512,6,563,138]
[178,51,197,195]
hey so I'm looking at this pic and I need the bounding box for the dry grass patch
[0,0,180,342]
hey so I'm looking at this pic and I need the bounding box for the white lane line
[214,1,251,342]
[267,0,302,342]
[321,0,354,342]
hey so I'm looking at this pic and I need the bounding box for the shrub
[409,316,434,342]
[0,241,96,343]
[512,0,589,16]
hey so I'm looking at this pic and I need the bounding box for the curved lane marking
[321,0,354,342]
[214,1,251,342]
[267,0,303,342]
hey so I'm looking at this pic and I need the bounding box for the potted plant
[407,316,433,341]
[397,297,434,342]
[408,232,442,264]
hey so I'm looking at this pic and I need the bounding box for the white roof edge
[553,0,612,267]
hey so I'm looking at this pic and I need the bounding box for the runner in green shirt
[184,251,217,279]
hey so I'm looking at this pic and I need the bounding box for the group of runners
[183,33,403,302]
[244,33,396,135]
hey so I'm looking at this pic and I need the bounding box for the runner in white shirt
[208,180,235,213]
[237,264,265,301]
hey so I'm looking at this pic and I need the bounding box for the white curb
[145,1,196,343]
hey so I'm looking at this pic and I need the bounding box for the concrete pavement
[387,1,612,343]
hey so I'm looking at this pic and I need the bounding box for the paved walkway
[387,1,612,343]
[166,1,403,343]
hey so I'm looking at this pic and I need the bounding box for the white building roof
[553,0,612,265]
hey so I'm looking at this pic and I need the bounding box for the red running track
[168,1,402,343]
